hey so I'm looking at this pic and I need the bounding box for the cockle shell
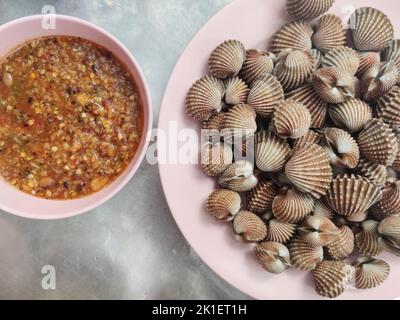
[265,217,297,244]
[310,49,322,70]
[312,67,356,104]
[357,51,381,77]
[247,75,284,118]
[286,0,335,21]
[361,61,398,101]
[393,128,400,172]
[224,77,250,106]
[218,160,258,192]
[379,216,400,256]
[206,189,241,221]
[328,98,372,133]
[357,158,387,187]
[271,21,313,55]
[312,199,334,219]
[371,182,400,218]
[298,215,339,246]
[203,112,225,131]
[350,7,394,52]
[386,167,398,184]
[313,260,354,299]
[289,237,324,271]
[186,76,224,121]
[327,225,355,260]
[255,131,291,173]
[254,242,291,274]
[247,181,278,214]
[382,39,400,82]
[354,257,390,289]
[285,84,328,128]
[269,171,293,188]
[323,128,360,169]
[241,49,275,84]
[346,211,368,223]
[291,130,322,150]
[273,100,311,139]
[356,220,383,257]
[273,49,314,91]
[200,142,233,177]
[234,211,267,242]
[221,104,257,143]
[357,119,398,166]
[285,143,333,198]
[322,47,360,75]
[209,40,246,79]
[326,174,382,217]
[312,14,346,53]
[272,186,314,224]
[377,86,400,127]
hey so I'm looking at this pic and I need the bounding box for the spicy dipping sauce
[0,36,143,199]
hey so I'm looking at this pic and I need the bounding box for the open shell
[221,104,257,143]
[327,225,355,260]
[254,242,291,274]
[218,160,258,192]
[357,158,387,187]
[354,257,390,289]
[350,7,394,52]
[377,86,400,127]
[322,47,360,75]
[241,49,275,84]
[291,130,322,150]
[289,237,324,271]
[356,220,384,257]
[233,211,267,242]
[200,142,233,176]
[206,189,241,221]
[247,181,278,214]
[298,215,339,246]
[224,77,250,106]
[312,14,346,53]
[209,40,246,79]
[285,143,333,198]
[286,0,335,21]
[271,21,313,55]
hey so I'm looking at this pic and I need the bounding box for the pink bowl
[0,15,152,220]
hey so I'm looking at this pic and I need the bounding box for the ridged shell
[186,76,224,121]
[266,218,297,244]
[255,131,291,173]
[329,98,372,133]
[357,158,387,187]
[271,21,313,55]
[206,189,241,221]
[354,257,390,289]
[326,174,382,217]
[323,128,360,169]
[382,39,400,81]
[350,7,394,52]
[327,226,355,260]
[377,86,400,127]
[291,130,322,150]
[312,14,346,53]
[312,67,356,104]
[221,104,257,143]
[286,84,328,128]
[247,181,277,214]
[356,220,383,256]
[378,215,400,243]
[241,49,275,84]
[269,171,293,188]
[393,128,400,171]
[224,77,250,105]
[372,182,400,218]
[386,167,398,184]
[361,61,398,101]
[289,237,324,271]
[273,49,314,91]
[247,75,284,118]
[273,100,311,139]
[233,211,267,242]
[298,215,339,246]
[218,160,258,192]
[209,40,246,79]
[285,143,333,198]
[312,199,334,219]
[357,119,398,166]
[203,112,225,131]
[200,143,233,176]
[286,0,335,21]
[272,186,314,223]
[357,51,381,77]
[254,242,290,274]
[310,49,323,70]
[346,211,368,223]
[313,260,354,298]
[322,47,360,75]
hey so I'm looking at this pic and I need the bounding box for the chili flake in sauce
[0,36,143,199]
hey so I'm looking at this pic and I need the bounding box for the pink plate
[159,0,400,299]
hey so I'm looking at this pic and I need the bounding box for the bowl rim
[0,14,153,220]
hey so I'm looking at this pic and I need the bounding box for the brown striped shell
[346,211,368,223]
[356,158,387,187]
[291,130,322,150]
[218,160,258,192]
[285,84,328,128]
[224,77,250,106]
[265,216,297,244]
[312,14,346,53]
[327,225,355,260]
[202,112,225,131]
[206,189,241,221]
[273,100,311,139]
[209,40,246,79]
[357,51,381,77]
[350,7,394,52]
[371,182,400,218]
[298,215,339,246]
[355,220,384,257]
[286,0,335,21]
[354,257,390,289]
[233,211,267,242]
[382,39,400,81]
[241,49,275,84]
[285,143,333,198]
[312,199,334,219]
[221,104,257,143]
[272,186,314,224]
[254,242,291,274]
[378,215,400,244]
[247,181,278,214]
[200,142,233,176]
[357,119,398,166]
[377,86,400,127]
[322,47,360,75]
[255,131,291,173]
[289,237,324,271]
[271,21,313,55]
[186,76,224,121]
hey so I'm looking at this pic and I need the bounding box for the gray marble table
[0,0,250,299]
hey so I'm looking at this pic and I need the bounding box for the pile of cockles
[185,0,400,298]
